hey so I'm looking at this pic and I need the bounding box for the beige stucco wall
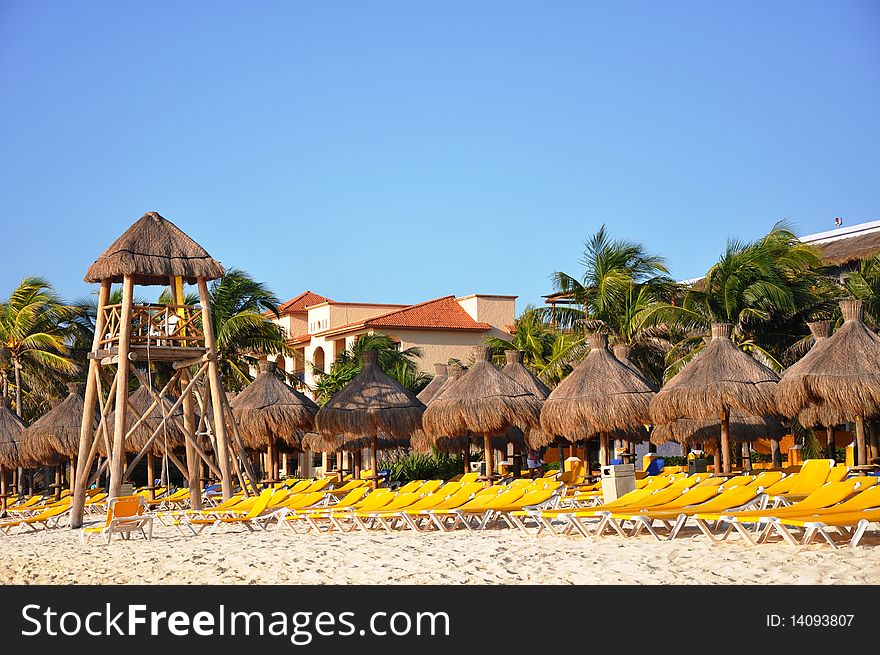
[307,302,406,332]
[382,328,511,373]
[457,295,516,328]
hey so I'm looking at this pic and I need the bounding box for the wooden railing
[99,303,206,349]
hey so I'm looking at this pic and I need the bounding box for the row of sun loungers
[3,459,879,547]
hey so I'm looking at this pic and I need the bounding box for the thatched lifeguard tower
[70,212,257,528]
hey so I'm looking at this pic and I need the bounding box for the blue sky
[1,1,878,312]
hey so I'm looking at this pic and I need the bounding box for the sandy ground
[2,518,879,584]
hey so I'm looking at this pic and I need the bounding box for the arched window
[313,346,325,373]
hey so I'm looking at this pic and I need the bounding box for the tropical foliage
[312,333,430,404]
[0,277,83,420]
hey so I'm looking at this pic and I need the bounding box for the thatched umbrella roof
[423,346,541,440]
[650,414,784,446]
[613,344,659,391]
[84,211,225,286]
[649,323,779,424]
[102,385,187,457]
[315,350,425,442]
[18,383,87,464]
[301,432,335,452]
[775,300,880,419]
[502,351,550,399]
[501,350,552,449]
[416,364,449,405]
[411,366,472,454]
[0,398,24,469]
[541,333,656,441]
[230,360,318,451]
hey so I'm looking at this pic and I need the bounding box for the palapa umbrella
[541,333,656,467]
[423,346,540,482]
[315,350,425,488]
[650,413,784,446]
[231,360,318,481]
[780,321,837,458]
[0,397,25,507]
[103,385,189,496]
[650,323,779,473]
[774,299,880,466]
[18,383,89,498]
[417,364,449,405]
[501,350,551,469]
[411,367,472,472]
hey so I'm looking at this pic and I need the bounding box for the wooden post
[108,275,134,499]
[713,440,722,475]
[53,465,62,501]
[462,442,469,474]
[1,466,6,511]
[769,438,781,467]
[371,435,379,490]
[146,453,155,500]
[720,410,731,473]
[598,433,610,467]
[482,434,495,484]
[172,276,203,510]
[826,426,836,461]
[353,449,361,481]
[71,280,111,528]
[855,416,867,467]
[266,441,275,482]
[198,278,233,501]
[868,421,879,464]
[741,442,752,472]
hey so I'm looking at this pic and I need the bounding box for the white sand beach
[2,525,879,585]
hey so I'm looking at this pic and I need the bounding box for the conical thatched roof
[416,364,449,405]
[0,398,25,469]
[775,300,880,419]
[302,431,403,452]
[502,350,551,449]
[650,323,779,424]
[84,211,225,285]
[411,367,471,453]
[315,351,425,442]
[18,383,87,464]
[230,360,317,451]
[778,322,842,428]
[613,344,659,391]
[796,403,850,429]
[650,414,784,445]
[301,432,336,452]
[423,346,541,439]
[102,385,187,457]
[541,333,656,441]
[502,351,550,399]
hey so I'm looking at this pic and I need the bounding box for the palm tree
[0,277,82,419]
[643,222,836,375]
[313,333,426,404]
[844,254,880,327]
[538,225,677,384]
[206,269,294,390]
[484,307,581,386]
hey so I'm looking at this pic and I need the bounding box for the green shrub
[377,451,466,483]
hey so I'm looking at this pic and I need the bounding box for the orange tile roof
[277,291,331,314]
[363,296,492,330]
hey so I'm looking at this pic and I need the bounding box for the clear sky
[1,1,878,311]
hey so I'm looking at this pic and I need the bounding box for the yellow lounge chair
[761,485,880,547]
[693,478,875,545]
[611,485,763,541]
[179,489,275,534]
[81,496,152,544]
[0,502,71,535]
